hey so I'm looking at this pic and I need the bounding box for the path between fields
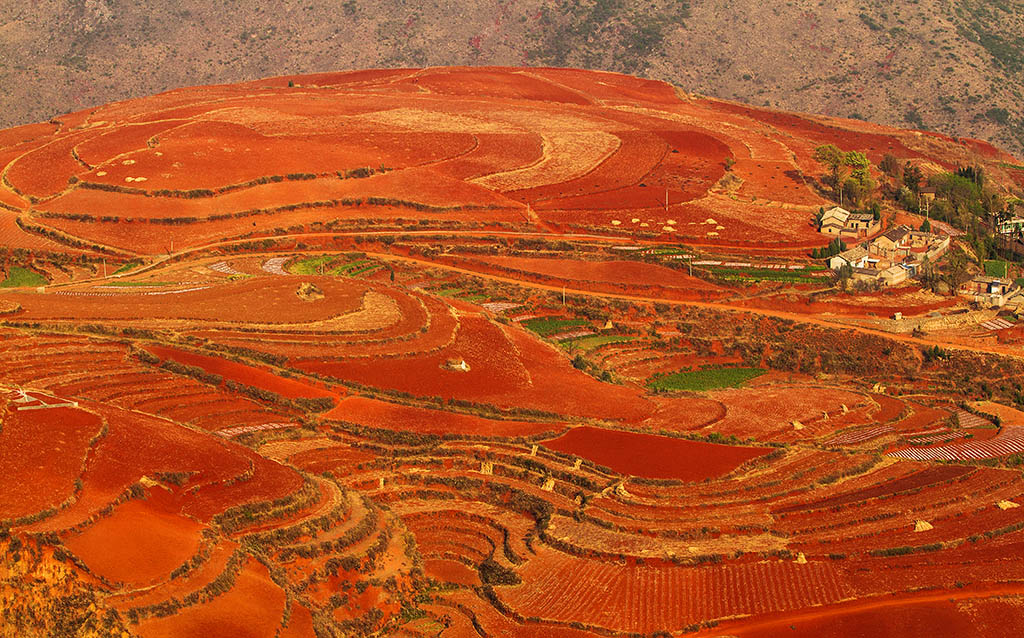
[18,234,1024,361]
[371,251,1024,361]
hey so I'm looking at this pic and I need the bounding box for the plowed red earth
[324,396,563,438]
[298,317,652,422]
[542,426,770,480]
[2,67,1001,255]
[13,277,364,324]
[465,255,722,293]
[3,67,1024,638]
[146,345,337,400]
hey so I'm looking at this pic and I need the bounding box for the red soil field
[62,487,205,586]
[145,345,336,400]
[74,120,189,167]
[530,67,684,105]
[14,276,364,325]
[4,66,1000,255]
[4,67,1024,637]
[0,401,103,520]
[324,396,563,438]
[411,68,593,105]
[0,212,70,251]
[5,129,98,199]
[708,385,867,440]
[542,426,770,480]
[725,590,1024,638]
[433,132,545,181]
[134,559,287,638]
[510,130,668,202]
[466,255,722,292]
[0,121,59,150]
[298,316,652,422]
[423,558,481,586]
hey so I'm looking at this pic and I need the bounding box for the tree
[879,153,902,178]
[814,144,849,200]
[843,151,875,207]
[920,219,931,232]
[903,162,923,193]
[836,264,853,291]
[942,248,971,292]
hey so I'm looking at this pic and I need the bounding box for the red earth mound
[4,67,1008,256]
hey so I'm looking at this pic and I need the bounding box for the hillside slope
[1,67,1019,259]
[2,0,1022,157]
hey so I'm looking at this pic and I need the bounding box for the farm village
[2,67,1024,637]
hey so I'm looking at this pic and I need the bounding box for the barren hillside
[2,0,1022,157]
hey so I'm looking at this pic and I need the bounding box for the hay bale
[295,282,324,301]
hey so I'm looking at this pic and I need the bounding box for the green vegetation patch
[0,266,48,288]
[112,260,142,275]
[522,317,589,337]
[327,259,370,275]
[709,267,827,284]
[432,287,466,298]
[348,263,382,277]
[648,367,767,392]
[984,259,1008,278]
[288,255,339,275]
[566,335,636,351]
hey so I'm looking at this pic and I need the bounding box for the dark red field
[542,426,770,480]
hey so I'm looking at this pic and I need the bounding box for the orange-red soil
[542,426,770,480]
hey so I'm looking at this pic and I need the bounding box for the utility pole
[562,285,566,306]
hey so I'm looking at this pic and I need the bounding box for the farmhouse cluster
[824,207,950,287]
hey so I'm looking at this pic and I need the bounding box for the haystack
[295,282,324,301]
[914,520,933,532]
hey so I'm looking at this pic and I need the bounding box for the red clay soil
[468,255,722,292]
[324,396,564,438]
[278,604,316,638]
[423,559,482,587]
[541,425,770,480]
[0,401,104,520]
[718,588,1024,638]
[708,385,867,440]
[146,344,337,400]
[4,67,1014,255]
[134,558,287,638]
[297,316,653,423]
[62,487,205,586]
[14,276,365,324]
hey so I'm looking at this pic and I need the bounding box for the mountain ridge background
[2,0,1022,157]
